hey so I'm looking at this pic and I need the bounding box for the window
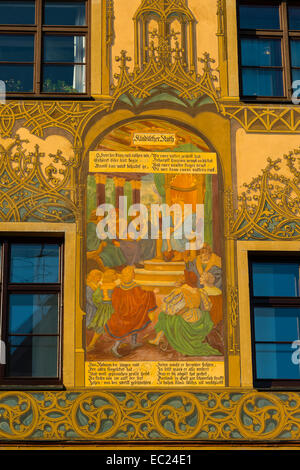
[238,1,300,100]
[249,253,300,388]
[0,237,63,386]
[0,0,88,96]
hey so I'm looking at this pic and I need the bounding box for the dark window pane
[10,244,60,283]
[0,35,34,62]
[242,68,284,96]
[241,38,282,67]
[252,262,300,296]
[291,39,300,67]
[292,69,300,83]
[254,307,300,342]
[289,6,300,30]
[255,343,300,379]
[0,1,35,25]
[43,35,85,63]
[42,64,86,93]
[0,64,33,92]
[8,294,59,335]
[239,5,280,30]
[44,1,86,26]
[7,336,58,377]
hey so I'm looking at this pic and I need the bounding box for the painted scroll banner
[85,361,225,387]
[89,151,217,174]
[132,132,177,146]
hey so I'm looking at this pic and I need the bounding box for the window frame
[249,251,300,389]
[0,0,90,99]
[237,0,300,103]
[0,235,64,387]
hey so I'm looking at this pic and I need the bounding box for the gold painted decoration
[134,0,195,19]
[0,134,78,222]
[217,0,225,37]
[72,392,122,439]
[111,49,219,110]
[0,101,112,150]
[106,0,115,49]
[227,285,239,355]
[35,392,77,439]
[0,101,299,150]
[110,0,219,108]
[1,390,300,441]
[221,104,300,134]
[230,149,300,240]
[0,392,39,439]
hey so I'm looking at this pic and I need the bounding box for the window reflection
[0,0,88,95]
[291,40,300,67]
[7,336,58,377]
[42,35,86,93]
[0,1,35,25]
[289,6,300,30]
[241,38,282,67]
[0,238,62,382]
[254,307,300,342]
[0,35,34,92]
[44,1,86,26]
[8,294,59,335]
[250,257,300,385]
[0,35,34,61]
[239,2,300,100]
[256,343,300,380]
[252,262,300,297]
[10,243,60,283]
[240,37,283,97]
[43,36,86,63]
[242,68,283,97]
[239,5,280,30]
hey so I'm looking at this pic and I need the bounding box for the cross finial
[115,50,132,68]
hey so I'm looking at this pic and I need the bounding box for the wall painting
[85,121,224,387]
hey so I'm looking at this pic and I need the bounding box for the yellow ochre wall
[0,0,299,447]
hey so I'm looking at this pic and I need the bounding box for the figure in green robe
[149,270,221,356]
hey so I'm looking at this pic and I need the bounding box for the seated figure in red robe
[105,266,157,357]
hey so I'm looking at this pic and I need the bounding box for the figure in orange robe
[105,266,157,357]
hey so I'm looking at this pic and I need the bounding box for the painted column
[95,174,107,207]
[114,177,126,209]
[131,179,142,205]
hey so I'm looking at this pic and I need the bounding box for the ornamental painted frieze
[0,389,300,441]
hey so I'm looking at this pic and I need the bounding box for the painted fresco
[84,0,224,388]
[85,121,224,387]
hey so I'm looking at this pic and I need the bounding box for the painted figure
[86,269,119,352]
[86,210,106,271]
[86,269,103,326]
[139,218,157,262]
[149,271,221,356]
[196,243,222,289]
[200,271,223,326]
[105,266,157,357]
[162,199,198,262]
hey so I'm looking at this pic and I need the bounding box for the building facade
[0,0,300,450]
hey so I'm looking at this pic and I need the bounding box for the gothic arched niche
[133,0,196,72]
[110,0,219,112]
[84,118,225,389]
